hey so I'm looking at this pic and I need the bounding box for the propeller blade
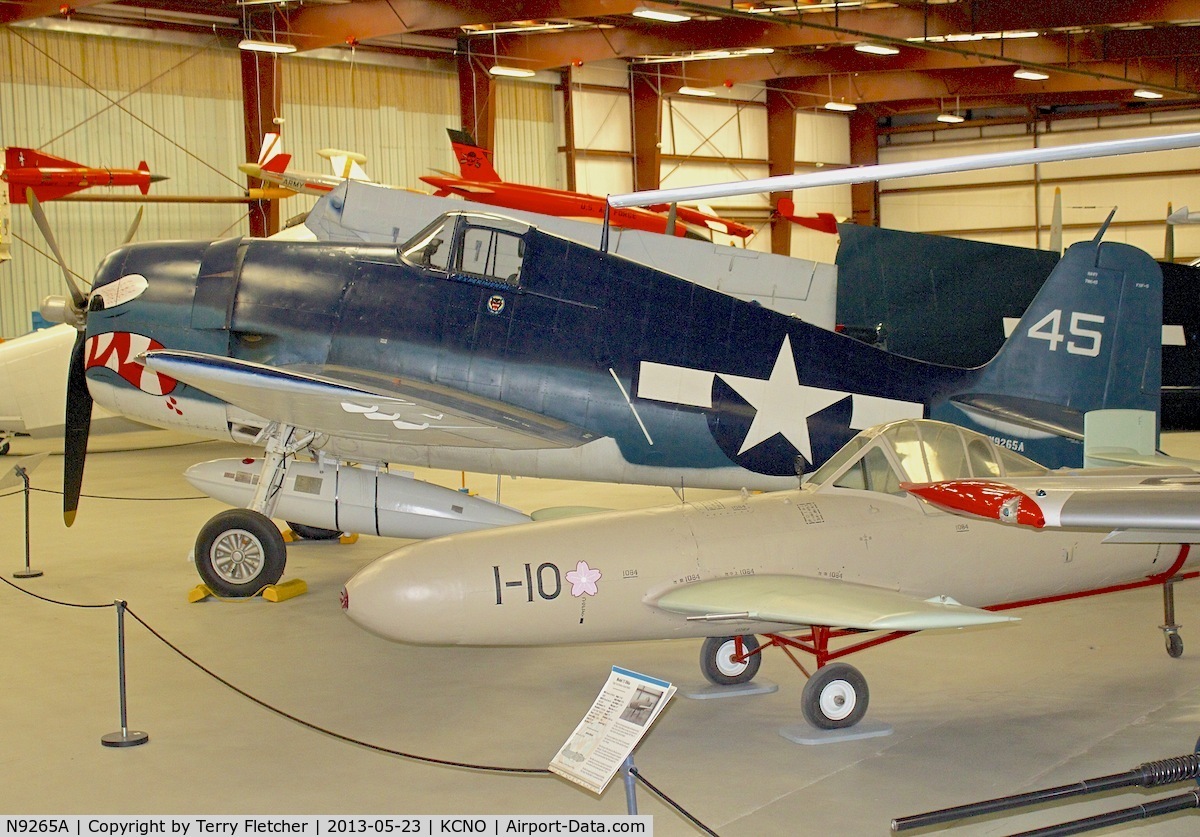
[123,206,144,245]
[63,330,93,526]
[26,188,88,311]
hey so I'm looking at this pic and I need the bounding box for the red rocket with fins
[3,147,167,203]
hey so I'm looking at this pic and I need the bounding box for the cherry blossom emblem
[565,561,602,597]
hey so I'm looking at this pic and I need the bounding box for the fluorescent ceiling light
[632,5,691,22]
[238,39,296,54]
[1133,88,1164,99]
[489,64,536,78]
[824,101,858,112]
[937,113,965,123]
[638,46,773,64]
[1013,69,1049,80]
[679,86,716,97]
[854,43,899,55]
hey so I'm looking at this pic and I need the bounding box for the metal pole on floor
[101,600,149,748]
[12,465,42,579]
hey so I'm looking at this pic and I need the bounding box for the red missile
[420,130,755,240]
[3,147,167,203]
[902,479,1046,528]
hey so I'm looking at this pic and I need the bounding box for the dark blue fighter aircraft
[38,178,1161,597]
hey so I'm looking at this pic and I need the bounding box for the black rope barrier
[2,576,720,832]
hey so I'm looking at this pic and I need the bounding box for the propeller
[27,188,134,525]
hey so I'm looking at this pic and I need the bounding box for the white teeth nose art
[84,332,177,396]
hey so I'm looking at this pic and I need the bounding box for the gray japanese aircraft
[342,416,1200,730]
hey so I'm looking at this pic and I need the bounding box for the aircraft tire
[286,522,342,541]
[194,509,287,598]
[700,635,761,686]
[801,662,869,730]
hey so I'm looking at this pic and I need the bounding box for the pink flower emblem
[565,561,602,597]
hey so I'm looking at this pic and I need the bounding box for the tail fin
[447,129,501,183]
[317,148,370,182]
[260,152,293,175]
[6,147,80,170]
[960,228,1161,442]
[776,198,839,234]
[137,161,150,195]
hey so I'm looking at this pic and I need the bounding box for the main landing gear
[698,629,901,730]
[1162,577,1185,659]
[192,423,314,598]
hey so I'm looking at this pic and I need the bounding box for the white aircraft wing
[141,349,588,450]
[904,475,1200,544]
[650,574,1015,631]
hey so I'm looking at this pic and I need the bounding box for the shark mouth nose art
[85,332,178,396]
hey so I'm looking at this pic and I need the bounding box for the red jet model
[3,147,166,203]
[420,130,755,241]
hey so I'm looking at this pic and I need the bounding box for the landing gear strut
[1161,577,1184,658]
[192,422,313,597]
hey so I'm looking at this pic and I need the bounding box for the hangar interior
[3,1,1200,832]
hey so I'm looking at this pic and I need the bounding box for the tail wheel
[195,509,286,598]
[700,635,762,686]
[801,662,869,730]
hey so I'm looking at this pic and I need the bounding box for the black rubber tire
[801,662,869,730]
[286,522,342,541]
[699,635,762,686]
[1167,632,1184,658]
[194,509,286,598]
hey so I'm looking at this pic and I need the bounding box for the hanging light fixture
[679,86,717,97]
[854,43,899,56]
[1133,88,1164,99]
[1013,68,1049,80]
[632,5,691,22]
[937,96,964,123]
[489,65,535,77]
[238,39,296,54]
[823,74,857,112]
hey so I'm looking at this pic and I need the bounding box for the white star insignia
[718,335,848,462]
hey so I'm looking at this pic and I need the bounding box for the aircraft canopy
[808,419,1048,495]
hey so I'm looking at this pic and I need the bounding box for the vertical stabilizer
[447,129,501,183]
[969,235,1162,430]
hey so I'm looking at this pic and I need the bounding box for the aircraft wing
[141,350,588,450]
[904,475,1200,543]
[650,574,1015,631]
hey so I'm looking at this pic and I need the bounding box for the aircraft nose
[341,543,464,644]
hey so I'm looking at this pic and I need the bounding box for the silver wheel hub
[210,528,265,585]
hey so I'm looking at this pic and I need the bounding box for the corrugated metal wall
[495,79,559,188]
[879,115,1200,260]
[1,27,245,336]
[276,56,459,218]
[567,63,850,263]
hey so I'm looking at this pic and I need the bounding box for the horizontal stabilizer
[651,574,1016,631]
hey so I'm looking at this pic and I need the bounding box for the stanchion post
[13,465,42,579]
[101,600,149,748]
[622,754,638,815]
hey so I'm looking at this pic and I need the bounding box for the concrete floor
[3,431,1200,835]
